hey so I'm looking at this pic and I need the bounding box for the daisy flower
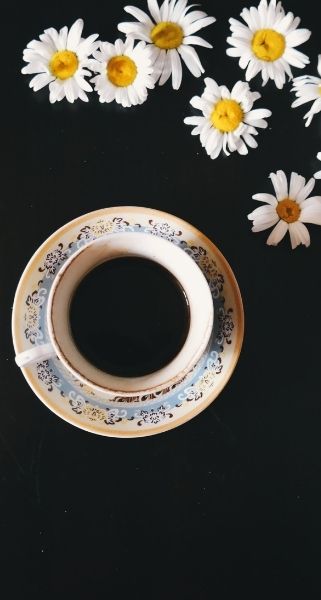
[184,78,271,159]
[117,0,216,90]
[91,38,154,107]
[291,55,321,126]
[22,18,99,103]
[248,170,321,249]
[226,0,311,90]
[314,153,321,179]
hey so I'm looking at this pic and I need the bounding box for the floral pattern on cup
[24,287,47,344]
[39,243,70,278]
[36,360,61,392]
[144,219,182,242]
[76,217,135,247]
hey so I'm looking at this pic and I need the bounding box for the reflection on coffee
[69,256,190,378]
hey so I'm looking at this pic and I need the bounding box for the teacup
[15,232,214,399]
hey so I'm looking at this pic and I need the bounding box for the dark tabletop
[2,0,321,597]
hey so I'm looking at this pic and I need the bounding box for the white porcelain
[15,232,214,399]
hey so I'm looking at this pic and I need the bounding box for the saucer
[12,207,244,437]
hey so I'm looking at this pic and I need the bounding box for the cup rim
[47,232,214,396]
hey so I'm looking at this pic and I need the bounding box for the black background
[2,0,321,597]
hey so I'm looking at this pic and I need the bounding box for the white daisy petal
[77,34,99,59]
[78,88,89,102]
[184,116,204,126]
[181,10,208,26]
[227,132,237,153]
[231,80,249,99]
[205,129,221,155]
[159,0,169,21]
[291,87,320,108]
[126,84,138,105]
[22,61,48,75]
[183,35,212,48]
[29,72,55,91]
[67,18,83,50]
[269,170,288,200]
[124,5,154,26]
[245,60,262,81]
[75,74,93,92]
[252,193,277,206]
[153,49,166,81]
[148,45,161,63]
[244,108,272,122]
[147,0,161,22]
[44,27,60,48]
[284,48,310,69]
[296,177,315,203]
[199,121,212,146]
[159,51,172,85]
[210,135,223,159]
[27,40,53,60]
[315,171,321,179]
[49,81,62,103]
[204,77,221,97]
[221,133,230,157]
[304,98,321,126]
[170,49,182,89]
[115,39,125,55]
[58,26,68,49]
[226,47,244,58]
[239,53,252,70]
[178,45,204,77]
[227,36,250,50]
[289,172,306,200]
[219,85,230,99]
[252,215,280,232]
[248,205,277,220]
[300,202,321,225]
[289,222,310,249]
[286,28,311,48]
[185,16,216,36]
[235,137,248,155]
[276,12,295,35]
[63,78,75,103]
[38,32,56,52]
[240,8,255,31]
[299,196,321,210]
[172,0,189,22]
[266,220,288,245]
[117,22,151,42]
[243,132,258,148]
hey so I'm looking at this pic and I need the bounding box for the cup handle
[15,343,56,367]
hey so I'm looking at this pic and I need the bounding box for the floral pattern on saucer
[13,207,243,437]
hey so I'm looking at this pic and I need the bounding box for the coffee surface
[69,256,190,377]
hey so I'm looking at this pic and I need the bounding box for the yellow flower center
[49,50,79,80]
[251,29,285,61]
[211,99,244,133]
[107,55,137,87]
[276,198,301,223]
[151,21,183,49]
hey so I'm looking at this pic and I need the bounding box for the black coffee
[69,256,190,378]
